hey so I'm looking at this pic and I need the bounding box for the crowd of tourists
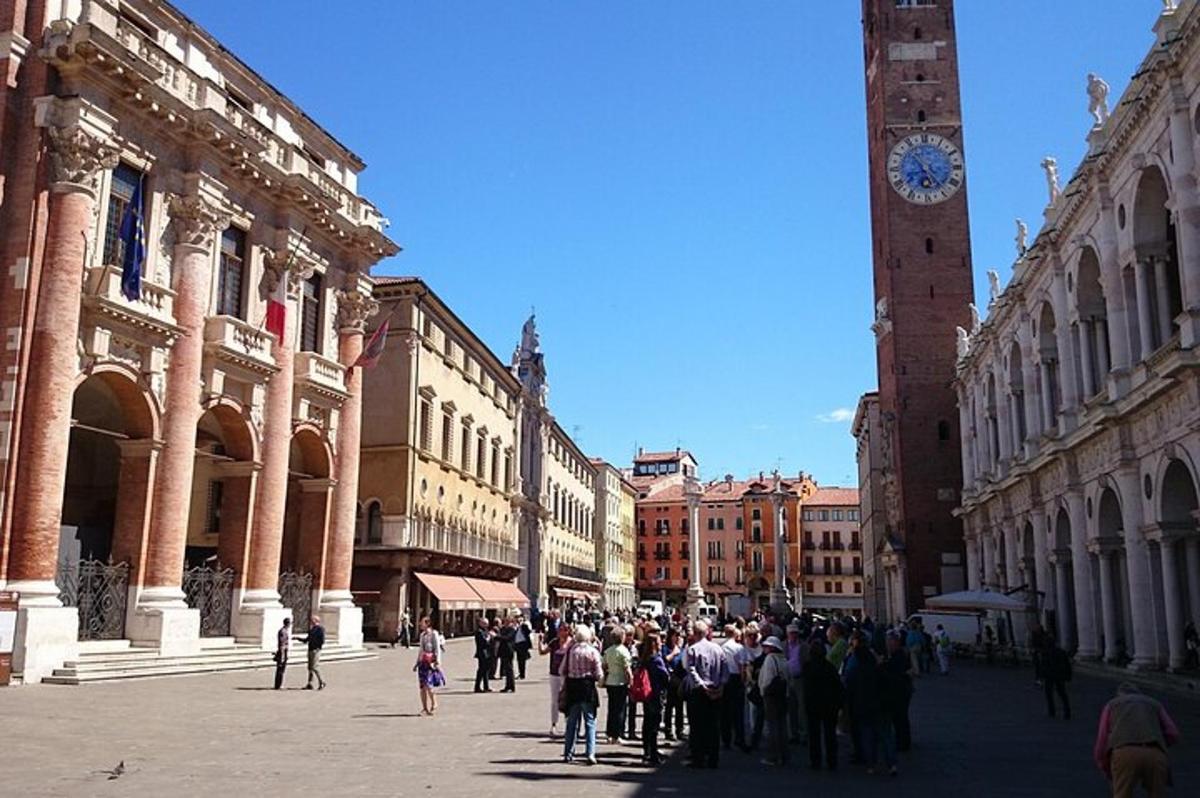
[526,607,928,773]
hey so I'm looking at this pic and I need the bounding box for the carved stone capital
[44,124,120,194]
[263,248,318,299]
[335,287,379,333]
[167,192,231,251]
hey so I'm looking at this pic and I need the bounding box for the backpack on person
[628,665,652,703]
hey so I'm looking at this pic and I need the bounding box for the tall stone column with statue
[769,475,791,614]
[8,97,118,682]
[683,477,704,617]
[320,279,378,646]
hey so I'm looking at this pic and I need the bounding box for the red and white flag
[352,316,390,370]
[265,269,287,341]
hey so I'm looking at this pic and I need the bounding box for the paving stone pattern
[1,639,1198,797]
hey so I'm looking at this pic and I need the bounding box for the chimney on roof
[638,446,644,456]
[675,446,681,456]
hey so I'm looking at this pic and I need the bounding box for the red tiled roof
[807,486,859,506]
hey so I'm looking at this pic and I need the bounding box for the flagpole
[255,223,307,334]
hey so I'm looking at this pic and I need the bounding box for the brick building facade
[860,0,972,614]
[0,0,396,681]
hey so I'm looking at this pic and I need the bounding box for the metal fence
[183,564,235,637]
[56,558,130,640]
[278,571,313,629]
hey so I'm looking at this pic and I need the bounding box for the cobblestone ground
[2,639,1198,797]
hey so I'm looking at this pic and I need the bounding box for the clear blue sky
[178,1,1156,486]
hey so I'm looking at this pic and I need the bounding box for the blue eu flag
[118,176,146,301]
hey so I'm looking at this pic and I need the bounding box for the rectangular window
[707,517,715,531]
[300,273,322,353]
[805,581,814,594]
[834,559,843,575]
[803,509,814,521]
[833,509,843,521]
[682,566,688,581]
[476,432,486,479]
[102,163,142,267]
[460,422,472,472]
[441,412,453,461]
[717,517,725,530]
[736,517,743,530]
[824,581,832,593]
[805,556,813,572]
[217,227,246,318]
[418,399,432,451]
[819,510,830,522]
[639,567,646,580]
[491,442,500,486]
[854,581,862,594]
[752,508,761,521]
[835,582,843,594]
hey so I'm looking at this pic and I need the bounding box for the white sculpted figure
[875,297,889,321]
[956,326,971,360]
[1087,73,1110,126]
[521,313,540,354]
[988,270,1002,304]
[1041,156,1061,205]
[969,303,982,335]
[1016,219,1029,256]
[1164,0,1177,12]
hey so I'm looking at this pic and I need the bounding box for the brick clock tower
[862,0,972,614]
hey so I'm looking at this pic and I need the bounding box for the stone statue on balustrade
[1041,157,1061,205]
[956,326,971,360]
[1016,219,1028,257]
[1087,73,1110,127]
[988,270,1002,306]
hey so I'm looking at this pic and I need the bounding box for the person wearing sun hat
[758,636,790,766]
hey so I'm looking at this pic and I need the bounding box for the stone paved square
[1,638,1197,797]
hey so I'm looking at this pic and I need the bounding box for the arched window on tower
[367,501,383,544]
[925,237,934,254]
[917,109,927,123]
[914,26,922,40]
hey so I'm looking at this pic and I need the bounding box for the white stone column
[1153,256,1175,345]
[1095,321,1111,380]
[1020,323,1043,442]
[957,385,974,489]
[1031,512,1052,620]
[1096,193,1133,377]
[1003,522,1020,591]
[1079,319,1096,398]
[1185,537,1200,627]
[965,533,981,591]
[1054,558,1073,649]
[1158,535,1187,670]
[981,530,997,589]
[1166,84,1200,347]
[684,478,704,615]
[1051,266,1080,418]
[1135,257,1157,358]
[1094,547,1120,662]
[1067,491,1099,658]
[1115,468,1158,669]
[1039,361,1055,433]
[995,368,1013,464]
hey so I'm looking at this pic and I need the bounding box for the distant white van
[637,600,664,618]
[697,603,719,620]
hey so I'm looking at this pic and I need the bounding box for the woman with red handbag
[414,616,446,715]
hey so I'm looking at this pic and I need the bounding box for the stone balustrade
[203,315,277,375]
[83,265,176,329]
[294,351,347,398]
[410,523,519,567]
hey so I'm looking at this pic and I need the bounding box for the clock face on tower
[887,133,965,205]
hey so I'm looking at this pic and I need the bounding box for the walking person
[473,617,493,693]
[904,621,924,679]
[1042,639,1073,720]
[414,616,446,716]
[515,614,533,679]
[541,622,572,735]
[562,625,604,765]
[1093,683,1180,798]
[624,626,641,741]
[803,641,843,770]
[682,619,729,769]
[301,615,326,690]
[498,616,518,693]
[785,622,808,744]
[602,627,632,743]
[934,624,952,675]
[273,617,291,690]
[758,636,790,766]
[637,634,671,766]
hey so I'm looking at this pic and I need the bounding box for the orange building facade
[800,487,864,618]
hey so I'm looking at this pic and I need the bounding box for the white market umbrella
[925,589,1030,613]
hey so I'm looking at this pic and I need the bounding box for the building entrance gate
[183,564,235,637]
[56,558,130,640]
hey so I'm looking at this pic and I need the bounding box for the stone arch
[1037,301,1062,429]
[187,402,259,569]
[1159,457,1199,526]
[1133,165,1184,348]
[1074,246,1110,399]
[1097,486,1123,540]
[61,370,160,569]
[1008,340,1028,446]
[197,398,258,463]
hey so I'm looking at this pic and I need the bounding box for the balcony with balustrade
[203,315,278,379]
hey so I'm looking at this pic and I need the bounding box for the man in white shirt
[719,625,746,750]
[739,622,765,751]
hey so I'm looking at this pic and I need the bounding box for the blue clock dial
[886,133,965,205]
